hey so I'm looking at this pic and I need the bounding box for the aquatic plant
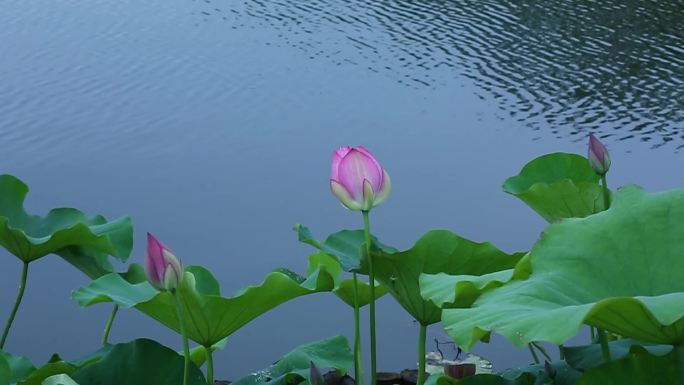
[0,175,132,350]
[329,145,391,385]
[2,135,683,385]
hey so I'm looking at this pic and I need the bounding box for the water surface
[1,0,682,379]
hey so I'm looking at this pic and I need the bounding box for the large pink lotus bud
[588,133,611,175]
[145,233,183,291]
[330,146,391,211]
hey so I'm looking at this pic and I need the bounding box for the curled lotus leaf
[0,175,132,278]
[502,153,610,222]
[72,262,336,346]
[441,185,684,350]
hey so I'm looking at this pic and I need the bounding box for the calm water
[1,0,683,379]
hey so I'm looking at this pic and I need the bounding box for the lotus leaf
[306,252,387,307]
[0,175,132,278]
[232,336,352,385]
[0,351,34,384]
[70,339,205,385]
[502,153,609,222]
[563,339,673,370]
[576,346,684,385]
[72,263,336,346]
[441,185,684,350]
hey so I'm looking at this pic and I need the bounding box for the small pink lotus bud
[145,233,183,291]
[588,133,611,175]
[330,146,391,211]
[309,361,325,385]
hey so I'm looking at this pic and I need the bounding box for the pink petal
[331,146,352,181]
[337,148,383,198]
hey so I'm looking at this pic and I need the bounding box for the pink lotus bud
[145,233,183,291]
[330,146,391,211]
[588,133,611,175]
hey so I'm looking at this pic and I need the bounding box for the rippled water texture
[1,0,683,378]
[195,0,684,147]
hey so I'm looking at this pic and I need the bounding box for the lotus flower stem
[601,175,611,209]
[597,329,612,363]
[174,291,191,385]
[527,344,540,364]
[362,210,377,385]
[205,344,215,385]
[102,305,119,346]
[352,272,365,385]
[1,262,29,349]
[417,323,427,385]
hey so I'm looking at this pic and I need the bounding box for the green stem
[205,344,214,385]
[1,262,29,349]
[558,344,565,360]
[102,305,119,346]
[417,323,427,385]
[598,329,612,363]
[352,272,365,385]
[174,291,191,385]
[528,343,540,364]
[601,174,610,209]
[531,342,552,362]
[590,326,596,343]
[362,210,377,385]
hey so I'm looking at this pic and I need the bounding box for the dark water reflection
[195,0,684,147]
[0,0,682,380]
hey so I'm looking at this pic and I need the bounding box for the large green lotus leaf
[18,347,111,385]
[374,231,524,325]
[42,374,80,385]
[441,185,684,350]
[306,252,387,307]
[564,339,673,370]
[502,153,609,222]
[70,339,205,385]
[72,263,336,346]
[420,269,515,309]
[576,346,684,385]
[294,225,397,273]
[424,361,580,385]
[0,175,133,277]
[0,351,35,384]
[300,228,523,325]
[232,335,352,385]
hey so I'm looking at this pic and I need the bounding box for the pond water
[1,0,683,379]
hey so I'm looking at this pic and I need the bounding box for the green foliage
[70,339,205,385]
[441,185,684,350]
[232,336,353,385]
[41,374,80,385]
[563,339,673,370]
[307,252,387,307]
[302,229,523,325]
[424,361,580,385]
[295,225,397,273]
[17,347,110,385]
[0,351,35,384]
[576,346,684,385]
[502,153,609,222]
[72,263,336,346]
[0,175,133,278]
[186,338,227,368]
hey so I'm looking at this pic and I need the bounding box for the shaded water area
[1,0,683,379]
